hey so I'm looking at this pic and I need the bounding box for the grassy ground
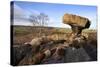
[12,25,97,45]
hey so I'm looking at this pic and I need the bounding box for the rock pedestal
[63,14,91,47]
[63,13,91,35]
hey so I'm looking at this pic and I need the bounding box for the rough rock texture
[11,39,97,66]
[63,14,91,35]
[41,40,97,64]
[63,14,91,48]
[63,14,91,28]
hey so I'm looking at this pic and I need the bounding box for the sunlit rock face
[63,13,91,35]
[63,14,91,48]
[63,14,91,28]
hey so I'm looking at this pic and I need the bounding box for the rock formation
[63,14,91,34]
[63,13,91,48]
[11,14,97,66]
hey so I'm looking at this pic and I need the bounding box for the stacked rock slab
[63,13,91,35]
[63,14,91,48]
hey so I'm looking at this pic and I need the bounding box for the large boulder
[63,13,91,28]
[63,14,91,48]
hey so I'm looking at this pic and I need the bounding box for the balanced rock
[63,13,91,35]
[63,14,91,48]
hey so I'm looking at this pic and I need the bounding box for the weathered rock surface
[41,43,97,64]
[11,40,97,66]
[63,14,91,28]
[63,14,91,36]
[63,14,91,48]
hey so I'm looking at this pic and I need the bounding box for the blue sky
[12,1,97,29]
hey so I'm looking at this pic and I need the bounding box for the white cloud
[13,4,27,19]
[14,19,32,26]
[13,4,41,26]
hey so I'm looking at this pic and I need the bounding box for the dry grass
[13,25,97,46]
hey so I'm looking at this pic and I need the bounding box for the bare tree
[29,15,39,26]
[29,13,49,36]
[37,13,49,36]
[29,13,49,26]
[37,13,49,26]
